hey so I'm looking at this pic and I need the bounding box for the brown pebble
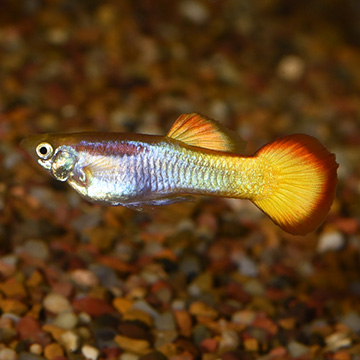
[16,316,42,341]
[44,343,64,360]
[200,338,218,353]
[243,337,259,352]
[174,338,199,358]
[279,317,296,330]
[156,343,178,358]
[226,282,251,304]
[113,297,133,314]
[43,324,66,341]
[0,281,27,298]
[333,351,351,360]
[139,350,168,360]
[174,310,192,337]
[118,321,152,341]
[26,271,44,287]
[252,313,278,336]
[122,309,153,327]
[0,299,28,315]
[72,297,114,317]
[114,334,151,355]
[189,301,218,319]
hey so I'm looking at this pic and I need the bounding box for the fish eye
[36,142,54,160]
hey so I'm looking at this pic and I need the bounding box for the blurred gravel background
[1,1,360,359]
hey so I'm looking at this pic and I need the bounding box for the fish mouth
[20,134,52,160]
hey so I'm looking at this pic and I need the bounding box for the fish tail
[250,134,338,235]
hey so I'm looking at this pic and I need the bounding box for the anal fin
[123,195,195,211]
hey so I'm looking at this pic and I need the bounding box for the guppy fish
[21,113,338,235]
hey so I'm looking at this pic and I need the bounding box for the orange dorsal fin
[167,113,246,153]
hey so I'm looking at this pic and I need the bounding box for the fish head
[20,134,78,182]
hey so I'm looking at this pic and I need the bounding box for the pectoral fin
[167,113,246,153]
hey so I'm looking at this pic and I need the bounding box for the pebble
[0,280,27,298]
[81,344,100,360]
[42,324,65,341]
[340,312,360,333]
[16,316,42,342]
[0,299,27,315]
[154,329,178,348]
[17,353,47,360]
[155,312,176,331]
[118,321,152,341]
[192,324,211,347]
[20,239,50,260]
[29,343,42,355]
[188,272,212,296]
[89,264,123,288]
[43,293,72,314]
[232,310,256,326]
[59,330,80,352]
[218,330,240,354]
[120,353,140,360]
[132,300,159,320]
[122,309,154,329]
[0,319,17,343]
[243,337,259,352]
[53,311,78,330]
[0,348,17,360]
[325,331,352,351]
[200,338,218,353]
[243,279,265,296]
[178,0,210,24]
[113,297,133,314]
[174,310,192,337]
[317,231,345,253]
[235,255,258,277]
[139,351,169,360]
[189,301,218,319]
[72,297,114,317]
[287,340,309,358]
[44,342,64,359]
[71,269,99,288]
[114,334,151,355]
[277,55,305,81]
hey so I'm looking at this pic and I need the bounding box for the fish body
[21,113,338,235]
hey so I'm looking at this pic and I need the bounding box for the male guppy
[21,113,338,235]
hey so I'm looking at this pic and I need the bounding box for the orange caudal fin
[252,134,338,235]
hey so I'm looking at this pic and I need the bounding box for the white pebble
[29,343,42,355]
[288,340,309,358]
[325,331,352,351]
[179,0,209,24]
[43,293,72,314]
[341,311,360,333]
[119,353,140,360]
[81,344,100,360]
[218,329,239,353]
[243,279,265,296]
[232,310,256,325]
[277,55,305,81]
[21,239,49,260]
[317,231,345,253]
[0,348,17,360]
[59,330,80,352]
[71,269,99,287]
[53,311,78,330]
